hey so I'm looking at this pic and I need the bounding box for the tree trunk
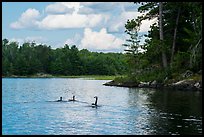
[170,7,181,66]
[159,2,168,68]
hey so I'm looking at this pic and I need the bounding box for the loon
[57,97,63,102]
[91,96,98,107]
[68,95,76,101]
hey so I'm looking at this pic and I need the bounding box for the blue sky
[2,2,157,53]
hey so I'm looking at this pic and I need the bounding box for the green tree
[2,39,129,76]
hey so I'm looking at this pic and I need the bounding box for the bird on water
[57,97,63,102]
[92,96,98,107]
[68,95,76,101]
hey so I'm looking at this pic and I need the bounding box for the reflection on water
[127,88,202,135]
[2,78,202,135]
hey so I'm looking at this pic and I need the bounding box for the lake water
[2,78,202,135]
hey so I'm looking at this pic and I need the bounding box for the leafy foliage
[2,39,128,76]
[123,2,202,82]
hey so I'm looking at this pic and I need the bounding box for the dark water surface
[2,78,202,135]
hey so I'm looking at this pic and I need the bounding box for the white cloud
[25,36,47,43]
[10,8,40,29]
[80,2,120,13]
[45,2,74,14]
[10,2,148,32]
[77,6,94,14]
[45,2,83,14]
[108,10,157,33]
[140,18,158,32]
[9,36,47,46]
[108,11,142,33]
[121,2,140,12]
[64,33,82,46]
[121,11,142,20]
[10,2,109,30]
[9,2,155,32]
[80,28,125,52]
[9,38,24,45]
[7,2,156,53]
[61,2,82,14]
[40,2,110,29]
[39,14,107,29]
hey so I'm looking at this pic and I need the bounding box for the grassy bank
[3,74,120,80]
[57,75,119,80]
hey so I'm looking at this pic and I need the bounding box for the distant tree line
[2,39,128,76]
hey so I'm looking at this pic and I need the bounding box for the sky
[2,2,157,53]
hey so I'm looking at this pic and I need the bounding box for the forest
[2,40,128,76]
[119,2,202,83]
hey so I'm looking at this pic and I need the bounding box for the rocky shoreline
[103,70,202,91]
[103,79,202,91]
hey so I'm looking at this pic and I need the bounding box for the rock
[104,77,201,91]
[182,70,193,78]
[195,81,202,91]
[103,80,139,87]
[194,82,200,88]
[151,80,157,85]
[138,81,150,88]
[200,81,202,88]
[36,73,52,77]
[164,77,168,82]
[194,81,202,90]
[103,80,117,86]
[171,79,196,90]
[150,80,157,88]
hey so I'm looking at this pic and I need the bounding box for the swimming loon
[92,96,98,107]
[57,97,63,102]
[68,95,76,101]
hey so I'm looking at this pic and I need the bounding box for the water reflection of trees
[126,88,202,135]
[143,88,202,116]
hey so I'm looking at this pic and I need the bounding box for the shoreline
[103,79,202,91]
[3,74,202,91]
[2,75,119,80]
